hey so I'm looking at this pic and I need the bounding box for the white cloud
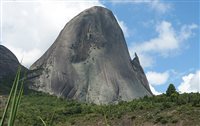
[129,20,198,68]
[178,70,200,93]
[134,21,197,55]
[6,46,42,67]
[178,23,198,42]
[1,1,129,68]
[149,84,162,95]
[110,0,171,14]
[118,20,129,37]
[149,0,171,14]
[146,71,169,86]
[115,15,129,37]
[146,70,172,95]
[2,0,104,67]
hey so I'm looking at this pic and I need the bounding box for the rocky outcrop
[0,45,27,94]
[0,45,19,79]
[28,6,152,104]
[131,53,152,95]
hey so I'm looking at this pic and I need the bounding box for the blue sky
[105,1,199,67]
[0,0,199,94]
[101,0,200,94]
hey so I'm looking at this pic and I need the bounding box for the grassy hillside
[0,92,200,126]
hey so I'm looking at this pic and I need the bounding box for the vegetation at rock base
[0,90,200,126]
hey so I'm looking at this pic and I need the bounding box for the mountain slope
[0,45,27,94]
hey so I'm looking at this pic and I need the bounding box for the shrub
[177,93,188,105]
[155,116,163,123]
[162,102,173,109]
[170,93,179,102]
[172,118,178,123]
[161,118,168,124]
[166,84,177,96]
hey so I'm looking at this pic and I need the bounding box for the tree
[166,84,177,96]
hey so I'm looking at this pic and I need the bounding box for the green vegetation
[0,67,25,126]
[1,82,200,126]
[166,84,177,96]
[1,91,200,126]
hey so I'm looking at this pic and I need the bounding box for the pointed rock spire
[131,52,153,95]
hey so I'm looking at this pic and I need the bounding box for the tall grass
[39,97,58,126]
[39,116,47,126]
[0,66,25,126]
[103,107,110,126]
[0,65,55,126]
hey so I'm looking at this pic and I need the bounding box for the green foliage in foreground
[1,91,200,126]
[0,67,25,126]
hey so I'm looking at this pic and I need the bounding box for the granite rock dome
[28,6,152,104]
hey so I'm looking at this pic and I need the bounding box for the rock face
[131,53,152,95]
[28,6,152,104]
[0,45,27,94]
[0,45,19,79]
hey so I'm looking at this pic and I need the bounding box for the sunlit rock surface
[28,6,152,104]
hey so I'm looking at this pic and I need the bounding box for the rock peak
[132,52,140,65]
[85,6,112,13]
[28,7,152,104]
[131,52,153,95]
[0,45,19,64]
[134,52,138,58]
